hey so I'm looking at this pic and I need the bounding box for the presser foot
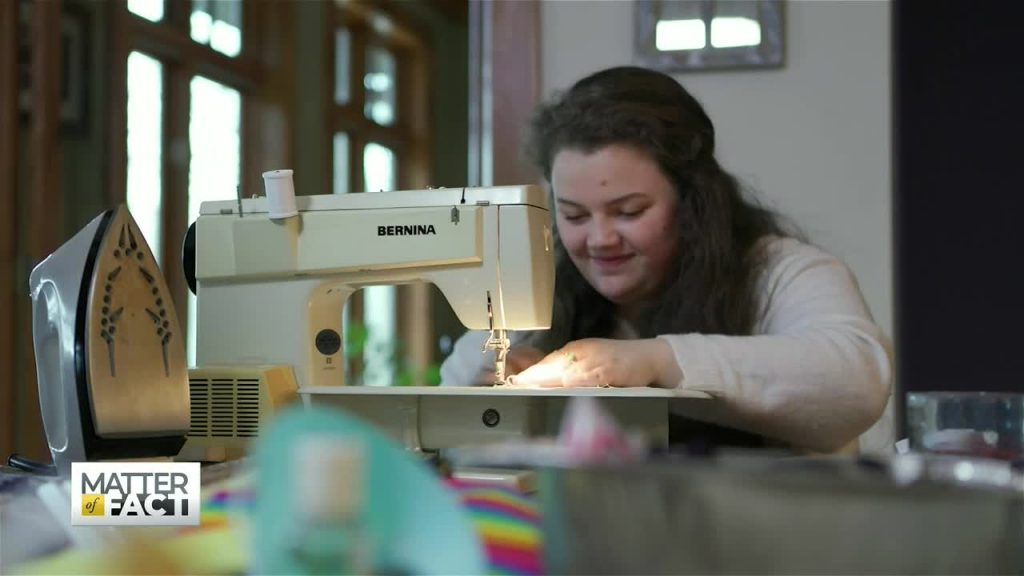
[483,328,510,385]
[494,350,509,385]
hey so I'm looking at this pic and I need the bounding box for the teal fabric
[251,405,486,575]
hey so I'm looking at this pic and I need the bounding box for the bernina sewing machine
[189,171,685,454]
[192,171,553,384]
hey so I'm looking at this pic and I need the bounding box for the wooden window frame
[0,0,66,463]
[1,0,21,462]
[326,2,433,384]
[108,0,264,332]
[0,0,62,462]
[326,6,429,193]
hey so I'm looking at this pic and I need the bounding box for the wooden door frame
[16,0,66,462]
[468,0,540,188]
[1,0,19,460]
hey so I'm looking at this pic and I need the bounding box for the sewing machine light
[262,168,298,219]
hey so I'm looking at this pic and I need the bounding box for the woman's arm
[658,238,893,452]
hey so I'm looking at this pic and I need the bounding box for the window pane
[333,133,350,195]
[655,0,706,51]
[361,286,396,386]
[656,19,707,51]
[364,46,396,126]
[335,28,351,105]
[187,76,241,366]
[342,287,397,387]
[360,142,397,385]
[363,142,396,193]
[710,17,760,49]
[127,0,163,22]
[126,51,163,264]
[711,1,761,48]
[191,0,242,58]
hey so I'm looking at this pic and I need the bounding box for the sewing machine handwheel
[182,221,197,295]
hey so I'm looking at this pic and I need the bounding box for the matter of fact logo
[71,462,200,526]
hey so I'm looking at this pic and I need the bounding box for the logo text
[377,224,436,236]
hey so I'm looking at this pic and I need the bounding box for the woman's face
[551,144,681,306]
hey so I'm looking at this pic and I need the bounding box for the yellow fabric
[19,527,246,575]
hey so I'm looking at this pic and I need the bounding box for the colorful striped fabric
[447,479,544,576]
[188,486,255,532]
[184,476,545,575]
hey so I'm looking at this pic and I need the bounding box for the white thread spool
[262,169,298,219]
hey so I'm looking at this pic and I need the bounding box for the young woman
[441,66,892,453]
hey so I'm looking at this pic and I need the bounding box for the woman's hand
[505,346,547,376]
[508,338,676,388]
[473,346,546,385]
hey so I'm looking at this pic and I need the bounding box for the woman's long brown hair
[523,66,798,351]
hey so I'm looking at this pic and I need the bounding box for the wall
[539,1,893,449]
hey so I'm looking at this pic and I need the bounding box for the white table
[299,385,711,451]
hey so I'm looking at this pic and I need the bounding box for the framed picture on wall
[635,0,785,72]
[18,0,88,131]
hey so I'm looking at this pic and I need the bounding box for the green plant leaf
[345,323,369,358]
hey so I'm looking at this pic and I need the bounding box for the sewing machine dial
[315,329,342,356]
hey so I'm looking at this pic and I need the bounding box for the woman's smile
[590,253,635,272]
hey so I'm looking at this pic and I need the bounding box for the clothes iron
[24,206,189,476]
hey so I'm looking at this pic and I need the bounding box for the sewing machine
[192,178,553,384]
[191,174,693,452]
